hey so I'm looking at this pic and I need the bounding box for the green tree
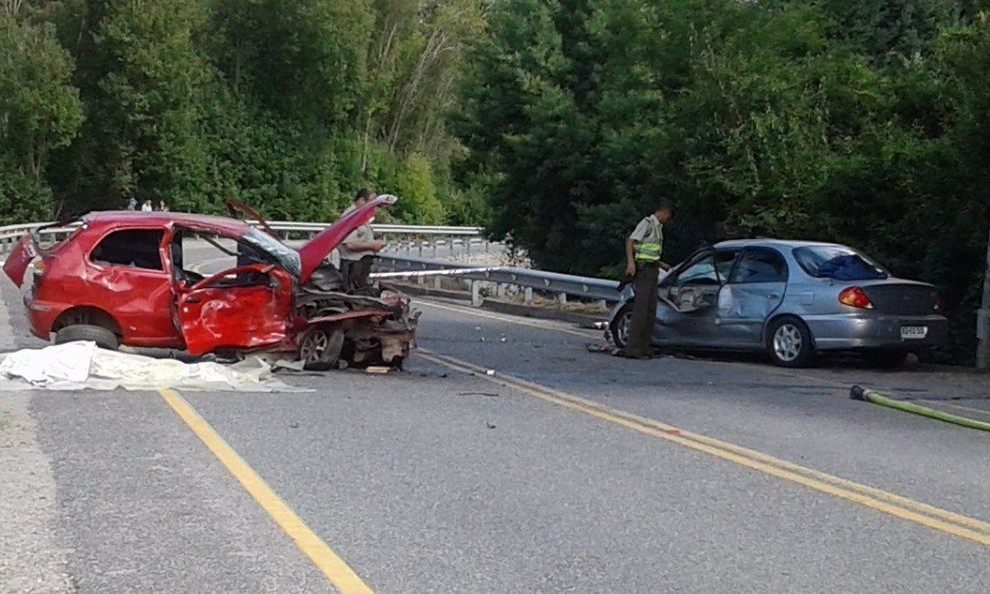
[0,10,83,223]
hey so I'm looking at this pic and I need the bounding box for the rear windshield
[792,246,888,280]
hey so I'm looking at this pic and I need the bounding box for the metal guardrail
[0,220,485,254]
[376,254,624,306]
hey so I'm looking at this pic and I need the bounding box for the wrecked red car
[2,195,418,369]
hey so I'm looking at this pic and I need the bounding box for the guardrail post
[434,276,442,290]
[418,241,423,258]
[496,284,507,300]
[558,292,567,306]
[524,287,533,305]
[471,281,482,307]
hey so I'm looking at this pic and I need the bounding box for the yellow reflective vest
[633,217,663,262]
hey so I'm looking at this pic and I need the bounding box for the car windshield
[793,246,888,280]
[243,228,301,277]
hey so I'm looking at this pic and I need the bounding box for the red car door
[174,264,294,355]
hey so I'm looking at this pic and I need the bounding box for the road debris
[585,342,616,354]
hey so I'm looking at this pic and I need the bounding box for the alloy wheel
[773,323,804,363]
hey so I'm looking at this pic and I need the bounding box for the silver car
[606,240,948,367]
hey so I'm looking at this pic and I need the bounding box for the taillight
[934,294,943,312]
[32,259,46,286]
[838,286,873,309]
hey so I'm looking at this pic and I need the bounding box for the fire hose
[850,385,990,432]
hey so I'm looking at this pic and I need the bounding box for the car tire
[55,324,119,350]
[299,326,345,371]
[766,316,815,368]
[866,350,908,369]
[609,303,633,349]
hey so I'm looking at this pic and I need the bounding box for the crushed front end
[295,272,419,367]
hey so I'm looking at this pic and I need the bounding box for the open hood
[297,194,397,284]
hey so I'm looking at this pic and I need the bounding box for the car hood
[296,194,397,283]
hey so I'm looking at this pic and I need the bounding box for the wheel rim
[773,323,803,362]
[300,329,329,364]
[617,311,632,346]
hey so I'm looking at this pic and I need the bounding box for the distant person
[338,188,385,292]
[127,196,137,210]
[141,200,153,212]
[157,200,169,212]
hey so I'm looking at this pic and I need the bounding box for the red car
[2,195,418,369]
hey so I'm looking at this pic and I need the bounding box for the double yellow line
[417,349,990,549]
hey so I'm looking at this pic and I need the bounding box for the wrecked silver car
[607,239,948,367]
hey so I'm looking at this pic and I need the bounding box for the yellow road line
[416,299,598,338]
[417,298,854,389]
[417,349,990,547]
[158,389,374,594]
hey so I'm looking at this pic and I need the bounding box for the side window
[675,256,718,285]
[172,229,275,287]
[729,249,788,284]
[715,250,738,280]
[90,229,164,271]
[674,251,737,286]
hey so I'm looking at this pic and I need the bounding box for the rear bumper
[23,290,60,339]
[805,313,948,351]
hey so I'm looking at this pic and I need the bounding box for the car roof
[83,211,252,236]
[714,238,851,251]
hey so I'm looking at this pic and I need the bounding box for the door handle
[185,296,202,304]
[768,294,780,299]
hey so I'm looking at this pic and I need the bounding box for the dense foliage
[1,0,485,224]
[1,0,988,362]
[457,0,990,363]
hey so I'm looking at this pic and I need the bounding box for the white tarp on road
[0,341,307,392]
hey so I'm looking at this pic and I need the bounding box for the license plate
[900,326,928,340]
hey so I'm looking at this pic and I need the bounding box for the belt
[636,261,660,268]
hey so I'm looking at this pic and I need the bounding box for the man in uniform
[620,200,674,359]
[339,188,385,292]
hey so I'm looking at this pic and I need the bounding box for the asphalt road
[2,276,990,593]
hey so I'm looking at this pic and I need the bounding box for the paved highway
[1,276,989,593]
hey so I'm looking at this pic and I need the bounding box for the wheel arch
[51,306,122,337]
[763,312,816,348]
